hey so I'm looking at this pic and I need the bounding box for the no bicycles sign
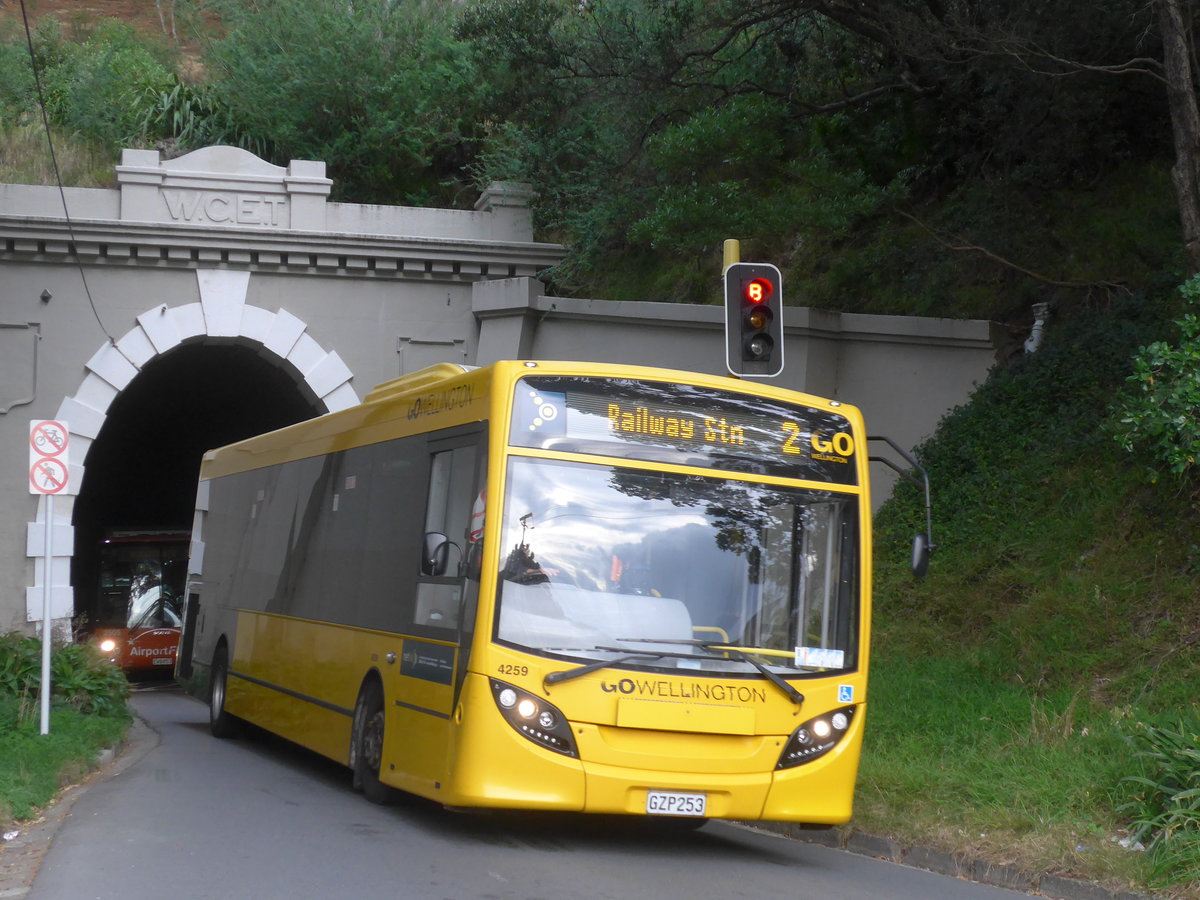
[30,419,71,736]
[29,420,70,495]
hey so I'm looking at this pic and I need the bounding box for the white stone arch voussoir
[25,268,360,625]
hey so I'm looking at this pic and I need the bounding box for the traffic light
[724,262,783,378]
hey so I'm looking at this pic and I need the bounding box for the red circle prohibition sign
[31,457,69,494]
[30,421,69,457]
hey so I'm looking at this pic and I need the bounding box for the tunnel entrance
[71,343,321,634]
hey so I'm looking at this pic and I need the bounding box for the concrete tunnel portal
[71,343,321,635]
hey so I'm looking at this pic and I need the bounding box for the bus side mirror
[911,532,931,578]
[422,532,450,577]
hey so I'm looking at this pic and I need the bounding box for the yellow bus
[178,360,917,824]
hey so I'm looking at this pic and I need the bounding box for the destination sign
[510,376,858,485]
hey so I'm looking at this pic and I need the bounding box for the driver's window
[424,446,476,560]
[415,445,477,628]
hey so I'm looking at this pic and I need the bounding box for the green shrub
[0,632,39,701]
[203,0,483,203]
[0,632,128,719]
[0,32,36,120]
[1111,275,1200,485]
[35,20,174,150]
[0,17,63,122]
[136,76,265,156]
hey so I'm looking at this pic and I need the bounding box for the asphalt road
[23,688,1039,900]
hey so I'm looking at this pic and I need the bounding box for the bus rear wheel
[352,681,397,805]
[209,646,241,739]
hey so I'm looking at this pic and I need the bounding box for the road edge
[0,719,1162,900]
[0,714,159,898]
[740,822,1159,900]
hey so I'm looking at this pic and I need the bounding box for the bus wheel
[209,646,240,739]
[353,681,396,805]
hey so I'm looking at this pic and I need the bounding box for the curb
[0,715,159,898]
[741,822,1158,900]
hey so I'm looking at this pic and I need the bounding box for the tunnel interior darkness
[71,343,322,630]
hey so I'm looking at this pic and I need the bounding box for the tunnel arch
[27,269,361,628]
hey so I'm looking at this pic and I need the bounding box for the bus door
[390,433,484,790]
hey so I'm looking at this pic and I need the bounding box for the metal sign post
[29,420,69,736]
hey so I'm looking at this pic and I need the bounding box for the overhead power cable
[19,0,116,345]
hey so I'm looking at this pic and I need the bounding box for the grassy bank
[0,636,130,830]
[857,652,1160,889]
[0,698,128,826]
[862,296,1200,897]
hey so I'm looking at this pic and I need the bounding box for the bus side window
[415,445,477,628]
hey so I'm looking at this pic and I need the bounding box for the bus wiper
[543,651,666,688]
[723,648,805,707]
[543,644,728,688]
[544,643,731,686]
[613,638,806,708]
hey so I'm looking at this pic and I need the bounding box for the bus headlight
[99,639,117,654]
[489,679,578,757]
[776,706,856,769]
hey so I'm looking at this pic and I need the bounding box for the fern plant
[1120,717,1200,885]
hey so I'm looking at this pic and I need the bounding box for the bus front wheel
[352,681,397,805]
[209,646,241,739]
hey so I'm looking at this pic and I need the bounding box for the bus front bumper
[441,679,860,823]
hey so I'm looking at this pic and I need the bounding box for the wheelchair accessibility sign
[838,684,854,703]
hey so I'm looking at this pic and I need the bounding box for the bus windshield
[494,456,859,675]
[96,535,188,630]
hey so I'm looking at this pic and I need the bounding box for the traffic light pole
[723,239,741,273]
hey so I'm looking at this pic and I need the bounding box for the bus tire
[352,680,397,805]
[209,645,241,739]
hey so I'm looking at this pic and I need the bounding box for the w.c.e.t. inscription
[161,190,288,227]
[117,146,332,231]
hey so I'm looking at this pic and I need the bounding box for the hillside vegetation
[869,293,1200,895]
[1,1,1198,894]
[0,0,1189,321]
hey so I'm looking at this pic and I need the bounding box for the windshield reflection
[494,457,858,675]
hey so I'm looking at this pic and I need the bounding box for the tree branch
[940,36,1168,85]
[894,208,1129,293]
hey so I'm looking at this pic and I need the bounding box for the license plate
[646,790,706,817]
[152,657,174,666]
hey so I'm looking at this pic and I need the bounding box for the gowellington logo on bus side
[406,384,476,421]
